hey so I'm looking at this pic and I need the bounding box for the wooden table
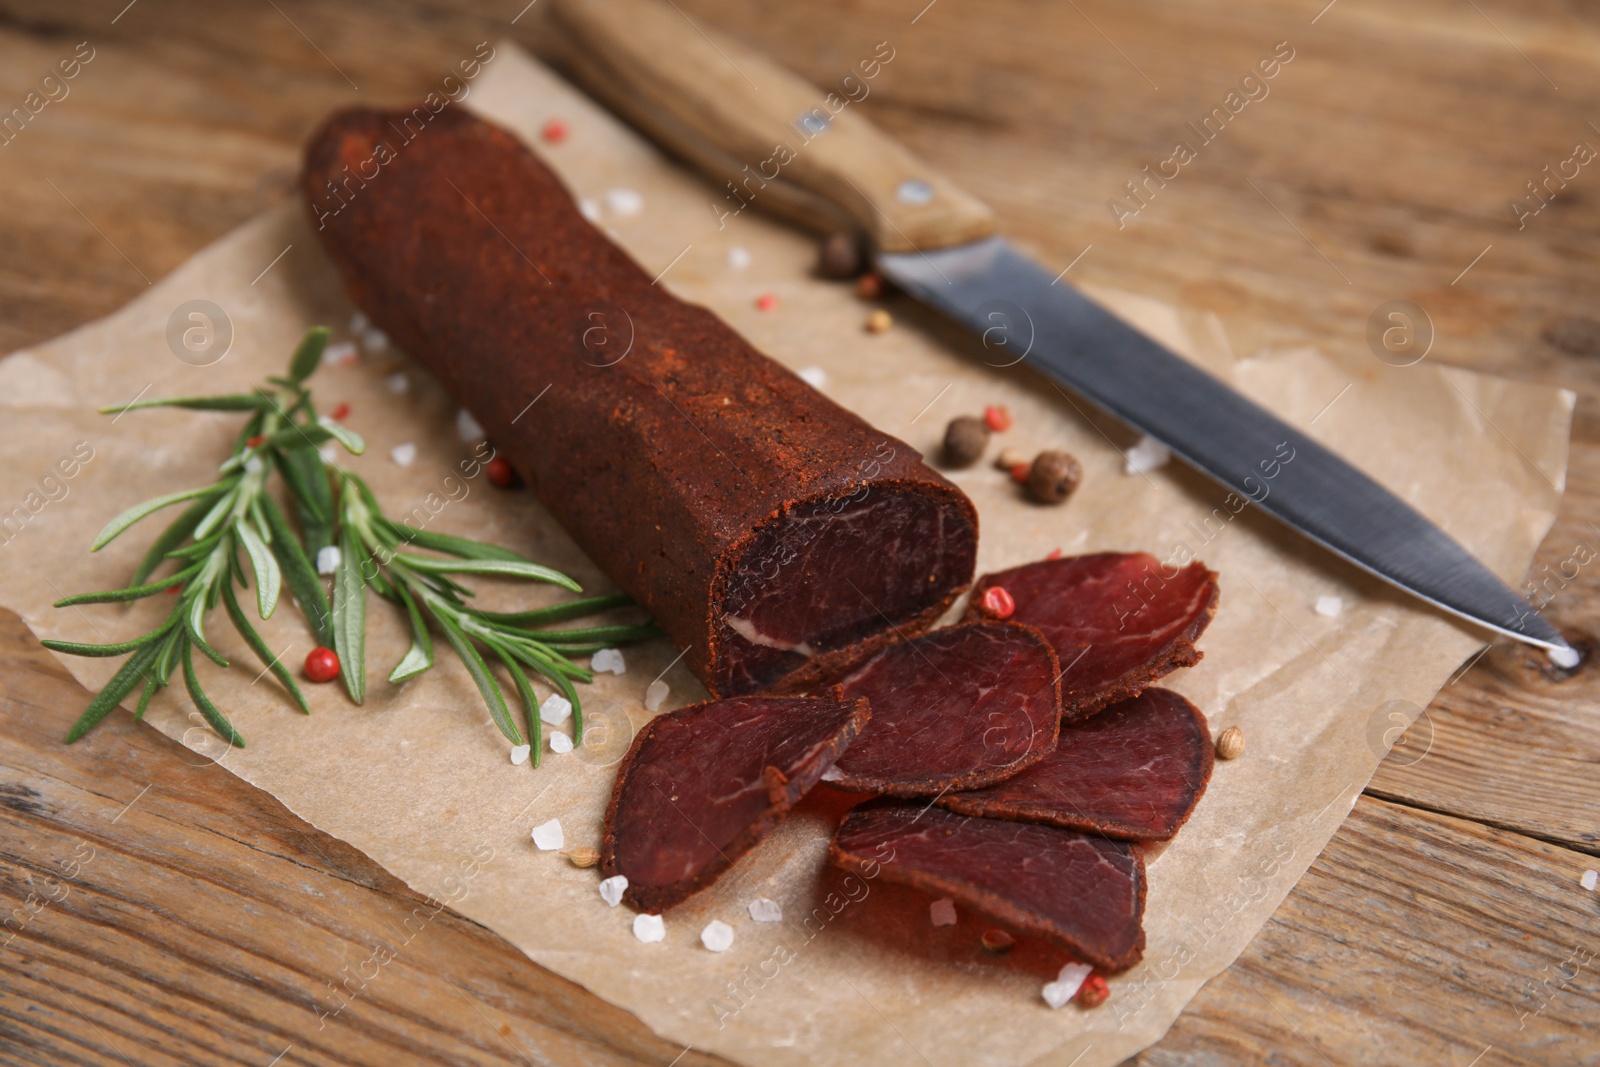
[2,1,1597,1063]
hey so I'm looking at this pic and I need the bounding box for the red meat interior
[715,487,976,694]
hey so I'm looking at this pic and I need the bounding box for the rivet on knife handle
[549,0,997,252]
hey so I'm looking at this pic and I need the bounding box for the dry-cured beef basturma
[966,553,1218,717]
[831,802,1146,971]
[302,107,978,698]
[939,687,1213,840]
[825,621,1061,796]
[604,694,869,911]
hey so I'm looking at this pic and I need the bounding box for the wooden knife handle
[548,0,997,253]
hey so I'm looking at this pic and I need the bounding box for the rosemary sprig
[49,326,661,762]
[48,329,356,745]
[329,472,660,765]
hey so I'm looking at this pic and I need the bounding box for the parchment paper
[0,44,1574,1067]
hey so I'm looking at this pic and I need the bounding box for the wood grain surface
[2,1,1598,1064]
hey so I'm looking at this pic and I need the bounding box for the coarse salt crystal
[549,731,574,755]
[1124,435,1170,475]
[456,408,485,442]
[360,328,390,354]
[701,919,735,952]
[579,198,602,222]
[509,744,532,766]
[591,648,626,675]
[350,310,370,334]
[796,366,828,389]
[1042,962,1093,1009]
[748,897,783,923]
[633,912,665,942]
[316,545,341,576]
[531,818,563,850]
[644,679,669,712]
[540,693,572,725]
[390,443,417,467]
[727,246,751,270]
[322,340,359,366]
[930,898,957,927]
[243,454,264,474]
[1550,645,1581,669]
[605,188,644,217]
[821,765,845,782]
[1582,869,1598,891]
[599,875,628,907]
[1315,595,1343,617]
[385,372,409,394]
[318,443,339,464]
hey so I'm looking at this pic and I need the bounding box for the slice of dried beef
[603,694,869,911]
[826,621,1061,796]
[830,802,1146,971]
[965,553,1218,717]
[939,687,1213,840]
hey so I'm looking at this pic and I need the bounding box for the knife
[548,0,1571,655]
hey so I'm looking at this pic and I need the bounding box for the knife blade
[549,0,1570,655]
[877,237,1566,651]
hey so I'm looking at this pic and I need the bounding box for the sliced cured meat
[827,621,1061,796]
[939,688,1213,840]
[603,694,869,911]
[303,107,978,700]
[965,553,1218,717]
[830,802,1146,971]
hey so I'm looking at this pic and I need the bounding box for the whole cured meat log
[302,107,978,697]
[826,621,1061,795]
[966,553,1218,717]
[939,687,1214,840]
[831,802,1146,971]
[604,693,869,911]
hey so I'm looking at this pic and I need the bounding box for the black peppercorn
[1027,450,1082,504]
[942,416,990,468]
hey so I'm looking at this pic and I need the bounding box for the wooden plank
[0,612,733,1067]
[1366,432,1600,855]
[1130,794,1600,1066]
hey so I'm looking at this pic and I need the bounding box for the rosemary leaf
[511,623,664,645]
[62,639,164,743]
[259,423,336,451]
[155,627,183,686]
[166,530,225,562]
[275,444,334,554]
[133,674,158,722]
[53,559,206,606]
[489,640,542,766]
[434,611,520,745]
[333,527,367,705]
[258,492,333,647]
[98,393,269,415]
[236,520,281,620]
[381,521,531,564]
[91,484,226,552]
[222,580,309,713]
[468,594,637,626]
[288,326,330,383]
[387,584,434,683]
[42,615,179,658]
[498,639,586,745]
[192,484,242,541]
[182,640,245,748]
[186,592,229,668]
[395,554,582,591]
